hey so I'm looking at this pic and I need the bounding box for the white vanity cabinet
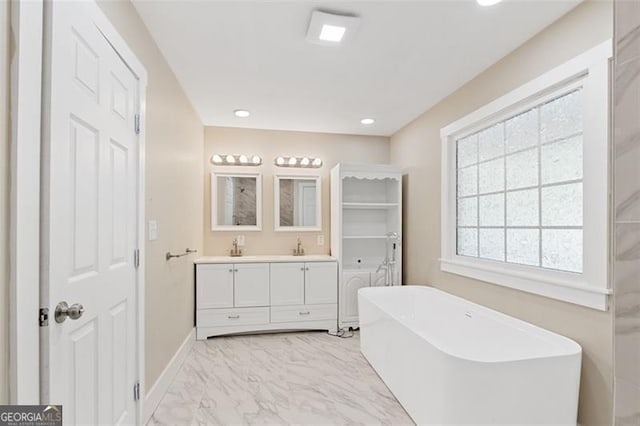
[195,256,338,340]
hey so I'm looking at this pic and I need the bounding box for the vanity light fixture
[360,118,375,125]
[211,154,262,166]
[274,156,323,168]
[234,109,250,118]
[306,10,360,46]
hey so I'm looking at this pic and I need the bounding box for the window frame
[440,41,612,311]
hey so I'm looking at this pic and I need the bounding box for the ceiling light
[319,24,346,42]
[477,0,502,5]
[361,118,375,125]
[306,10,360,46]
[234,109,250,118]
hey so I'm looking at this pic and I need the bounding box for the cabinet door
[270,263,305,306]
[341,271,370,323]
[371,271,387,287]
[305,262,338,305]
[234,263,270,307]
[196,264,234,309]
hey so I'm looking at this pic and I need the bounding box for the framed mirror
[211,172,262,231]
[274,175,322,231]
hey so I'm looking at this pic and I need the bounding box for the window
[440,41,612,310]
[456,89,584,273]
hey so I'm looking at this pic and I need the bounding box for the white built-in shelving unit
[330,163,403,329]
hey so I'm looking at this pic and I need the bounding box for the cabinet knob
[228,315,240,319]
[299,311,310,316]
[229,269,233,273]
[234,268,239,272]
[300,267,305,271]
[305,267,310,271]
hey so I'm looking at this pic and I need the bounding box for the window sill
[440,257,610,311]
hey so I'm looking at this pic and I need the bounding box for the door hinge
[134,248,140,269]
[39,308,49,327]
[134,114,141,135]
[133,381,140,401]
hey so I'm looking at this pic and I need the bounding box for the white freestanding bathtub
[359,285,582,426]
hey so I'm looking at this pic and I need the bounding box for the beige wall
[390,2,613,425]
[0,0,9,405]
[203,126,389,256]
[96,1,204,392]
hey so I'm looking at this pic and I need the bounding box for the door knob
[55,301,85,323]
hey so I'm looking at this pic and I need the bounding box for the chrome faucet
[376,232,399,285]
[293,237,305,256]
[229,237,243,257]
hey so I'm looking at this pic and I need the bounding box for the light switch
[148,220,158,241]
[237,235,245,246]
[317,235,325,246]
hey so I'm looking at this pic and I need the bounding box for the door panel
[371,271,387,287]
[270,263,304,306]
[44,3,139,424]
[341,271,370,323]
[196,264,234,309]
[305,262,337,305]
[234,263,270,307]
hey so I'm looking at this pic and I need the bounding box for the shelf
[343,235,389,240]
[342,202,399,209]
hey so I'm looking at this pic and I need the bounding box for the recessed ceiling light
[361,118,375,125]
[234,109,250,118]
[319,24,346,42]
[306,10,360,46]
[477,0,502,6]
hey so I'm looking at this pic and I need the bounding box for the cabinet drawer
[270,304,337,323]
[197,307,269,327]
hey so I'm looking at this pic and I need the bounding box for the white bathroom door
[42,2,140,425]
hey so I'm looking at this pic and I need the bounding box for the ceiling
[132,0,581,136]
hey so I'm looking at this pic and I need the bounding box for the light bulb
[226,155,235,164]
[300,157,310,166]
[312,158,323,167]
[252,155,261,165]
[239,155,248,164]
[288,157,297,166]
[212,154,223,164]
[276,157,285,166]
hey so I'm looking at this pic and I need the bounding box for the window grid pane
[455,88,583,273]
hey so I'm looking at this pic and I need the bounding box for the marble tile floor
[147,331,414,426]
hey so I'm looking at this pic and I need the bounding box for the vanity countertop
[194,255,337,264]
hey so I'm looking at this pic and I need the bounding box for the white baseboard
[142,328,195,424]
